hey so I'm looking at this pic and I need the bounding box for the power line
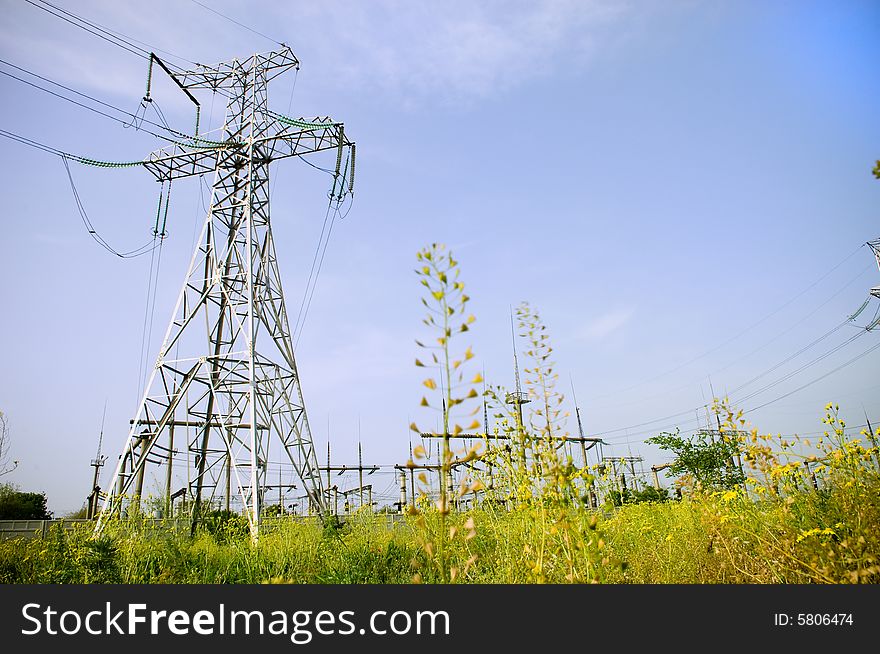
[61,156,159,258]
[585,242,868,403]
[21,1,317,133]
[0,126,142,167]
[592,407,702,438]
[0,127,159,257]
[0,59,228,146]
[26,0,249,112]
[33,0,154,57]
[732,330,867,406]
[746,340,880,413]
[43,0,196,66]
[26,0,202,74]
[187,0,284,46]
[298,155,337,176]
[23,0,218,95]
[726,321,851,398]
[296,204,339,347]
[293,200,336,345]
[0,126,66,157]
[592,307,876,441]
[592,263,874,413]
[0,67,148,131]
[582,244,878,442]
[24,0,149,60]
[292,151,353,344]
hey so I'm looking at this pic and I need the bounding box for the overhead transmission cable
[704,263,875,379]
[0,127,139,168]
[24,0,293,113]
[293,202,336,346]
[0,129,166,258]
[0,127,72,158]
[37,0,196,66]
[0,61,230,148]
[0,64,165,143]
[24,0,232,103]
[593,262,875,413]
[593,306,877,441]
[61,156,159,258]
[187,0,285,46]
[585,242,868,403]
[581,245,877,440]
[28,0,195,70]
[293,150,353,345]
[745,340,880,413]
[24,0,150,60]
[732,330,869,406]
[20,3,326,136]
[729,320,863,395]
[136,222,169,409]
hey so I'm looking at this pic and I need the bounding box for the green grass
[2,471,877,584]
[3,410,878,584]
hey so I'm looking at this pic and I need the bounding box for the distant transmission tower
[96,47,354,540]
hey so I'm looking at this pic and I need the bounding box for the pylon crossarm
[142,123,349,182]
[174,48,299,91]
[143,141,236,182]
[258,121,350,162]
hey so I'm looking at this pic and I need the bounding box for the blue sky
[0,0,878,514]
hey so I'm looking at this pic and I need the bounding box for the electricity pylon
[96,47,354,541]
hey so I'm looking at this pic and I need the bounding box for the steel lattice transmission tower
[96,47,354,540]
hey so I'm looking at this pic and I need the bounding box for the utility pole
[398,470,407,513]
[803,461,819,490]
[166,423,175,516]
[87,403,108,520]
[97,47,355,542]
[408,440,415,507]
[628,457,640,492]
[651,463,672,490]
[708,377,722,432]
[316,441,380,514]
[569,377,604,469]
[506,310,531,441]
[223,426,230,512]
[603,456,642,497]
[358,441,364,510]
[864,410,880,470]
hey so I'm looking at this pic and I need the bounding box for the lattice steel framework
[96,47,353,540]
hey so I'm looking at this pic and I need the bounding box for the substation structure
[403,430,611,510]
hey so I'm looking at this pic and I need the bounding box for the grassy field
[2,419,878,584]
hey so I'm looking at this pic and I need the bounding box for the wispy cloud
[3,1,634,108]
[289,0,630,104]
[578,306,635,341]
